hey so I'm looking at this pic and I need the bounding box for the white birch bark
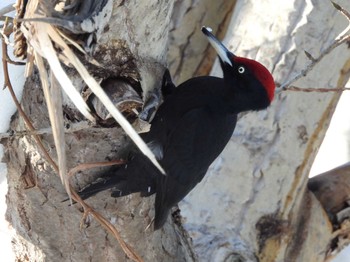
[179,1,350,261]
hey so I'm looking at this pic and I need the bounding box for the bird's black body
[78,27,275,230]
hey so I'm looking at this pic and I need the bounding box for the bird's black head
[202,27,275,113]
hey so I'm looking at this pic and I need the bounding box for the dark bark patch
[256,213,288,252]
[20,157,36,189]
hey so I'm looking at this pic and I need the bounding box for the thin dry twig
[279,33,350,90]
[1,17,14,44]
[1,25,59,173]
[279,1,350,90]
[67,160,144,262]
[283,86,350,92]
[0,121,92,140]
[0,19,25,65]
[5,55,26,65]
[0,4,15,18]
[67,160,126,179]
[331,1,350,23]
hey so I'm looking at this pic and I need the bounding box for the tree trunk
[178,0,350,261]
[3,0,350,261]
[4,0,194,261]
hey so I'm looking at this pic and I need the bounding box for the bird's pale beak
[202,26,234,66]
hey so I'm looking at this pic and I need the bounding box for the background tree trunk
[3,0,350,261]
[178,0,350,261]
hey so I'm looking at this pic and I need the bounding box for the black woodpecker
[78,27,276,230]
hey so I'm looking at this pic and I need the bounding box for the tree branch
[0,4,15,19]
[66,160,144,262]
[279,2,350,91]
[284,86,350,92]
[0,122,92,140]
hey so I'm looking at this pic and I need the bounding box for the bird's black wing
[153,106,236,229]
[161,107,236,186]
[161,68,176,97]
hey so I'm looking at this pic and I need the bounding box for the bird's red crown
[234,57,275,103]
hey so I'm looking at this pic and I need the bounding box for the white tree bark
[168,0,236,83]
[179,0,350,261]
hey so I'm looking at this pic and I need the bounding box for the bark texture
[168,0,236,83]
[4,0,197,261]
[178,0,350,261]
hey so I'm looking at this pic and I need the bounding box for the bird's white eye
[238,66,245,74]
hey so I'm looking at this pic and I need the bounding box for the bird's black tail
[78,154,158,201]
[153,176,173,230]
[154,198,170,230]
[78,171,128,200]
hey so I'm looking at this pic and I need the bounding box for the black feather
[77,29,274,230]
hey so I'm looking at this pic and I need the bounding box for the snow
[0,0,349,261]
[333,246,350,262]
[0,1,25,261]
[310,90,350,176]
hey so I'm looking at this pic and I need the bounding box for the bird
[78,27,276,230]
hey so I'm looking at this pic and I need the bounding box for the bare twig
[279,2,350,90]
[332,1,350,41]
[0,121,92,140]
[0,4,15,18]
[67,160,126,179]
[67,160,144,262]
[283,86,350,92]
[0,16,13,38]
[1,27,59,173]
[303,51,316,62]
[279,35,350,90]
[331,1,350,22]
[2,36,26,65]
[5,56,25,65]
